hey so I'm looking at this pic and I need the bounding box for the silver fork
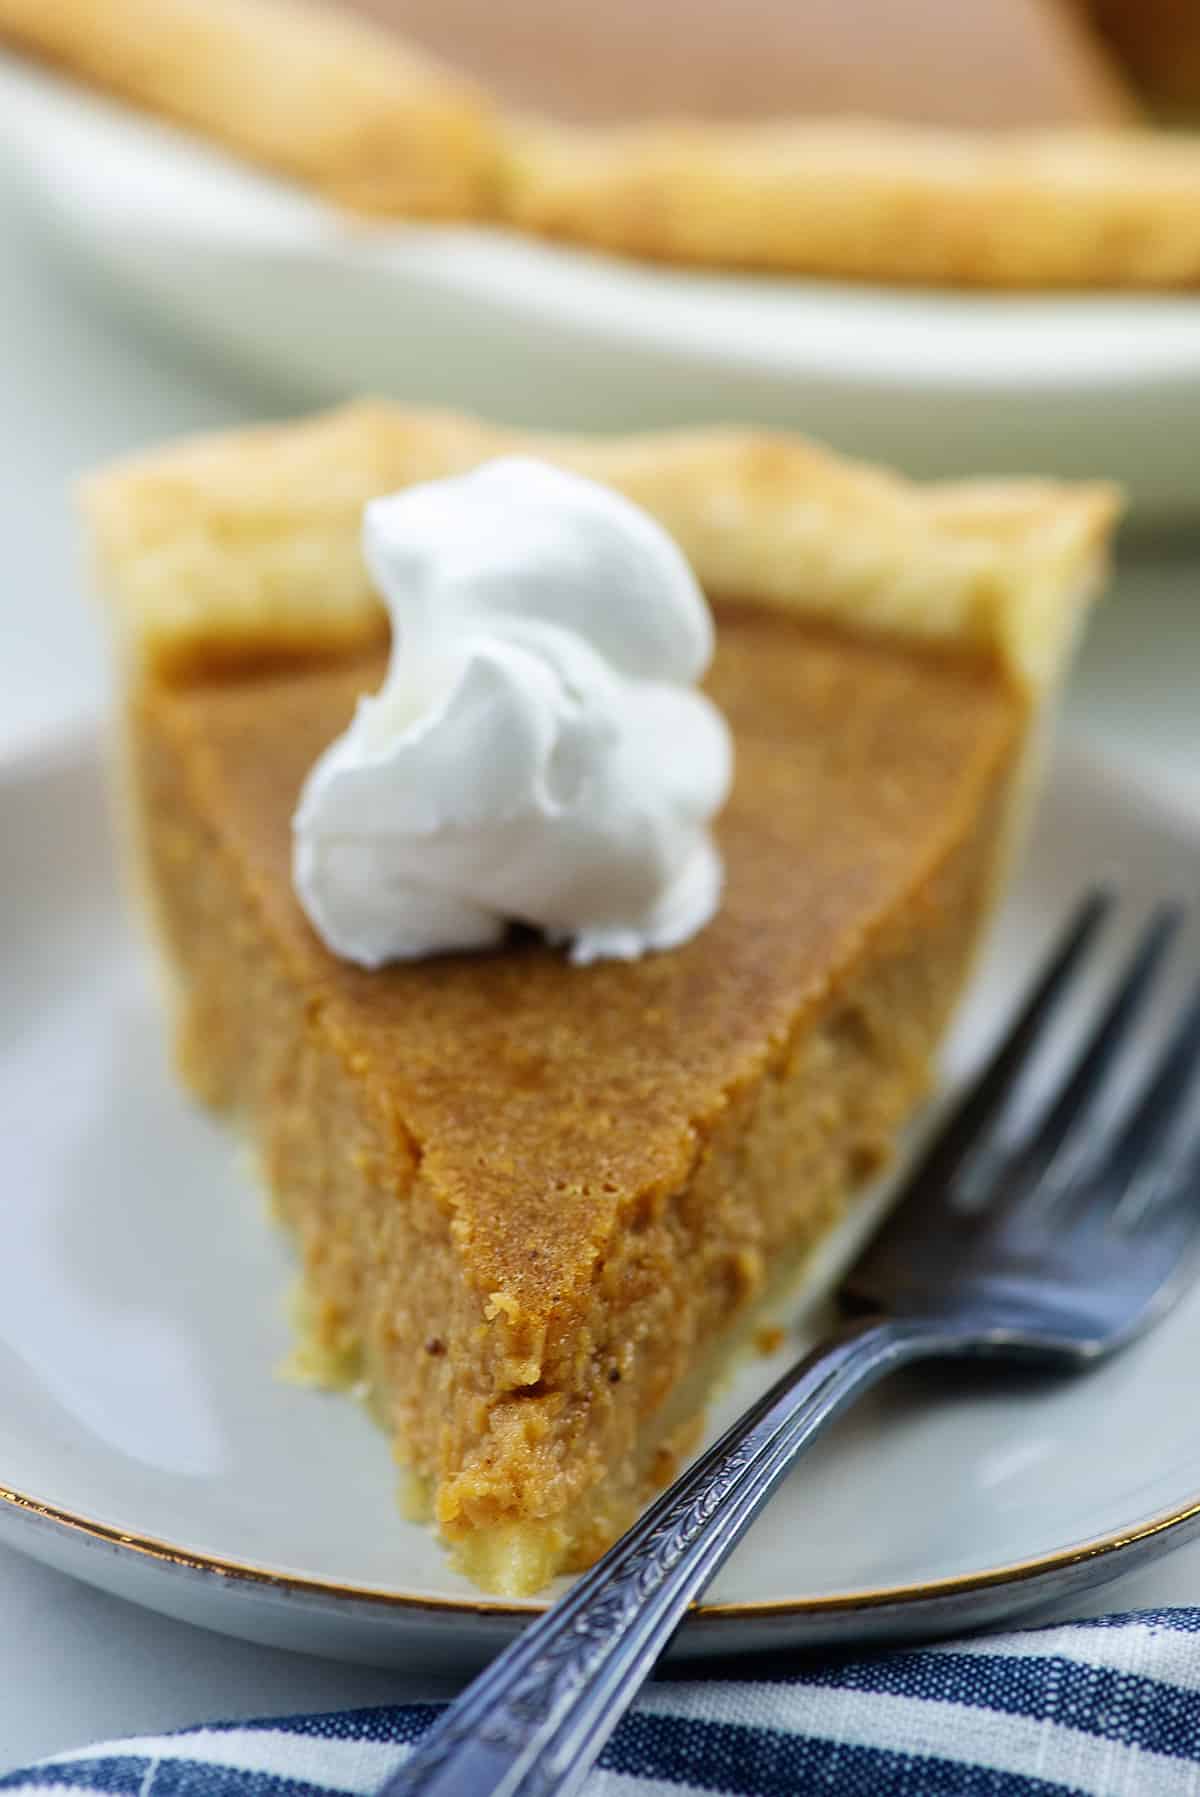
[385,889,1200,1797]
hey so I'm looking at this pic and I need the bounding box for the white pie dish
[3,51,1200,521]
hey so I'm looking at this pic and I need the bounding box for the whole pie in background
[6,0,1200,285]
[82,404,1118,1592]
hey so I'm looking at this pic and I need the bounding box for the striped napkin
[4,1609,1200,1797]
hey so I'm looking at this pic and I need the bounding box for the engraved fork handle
[382,1313,968,1797]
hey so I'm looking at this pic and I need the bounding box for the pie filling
[338,0,1139,128]
[126,599,1024,1594]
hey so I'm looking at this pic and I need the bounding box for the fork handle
[383,1313,959,1797]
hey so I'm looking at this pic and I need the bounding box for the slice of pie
[8,0,1200,286]
[82,404,1117,1593]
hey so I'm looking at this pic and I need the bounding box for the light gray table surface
[1,190,1198,1772]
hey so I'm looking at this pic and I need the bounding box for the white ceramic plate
[4,52,1200,521]
[3,724,1200,1668]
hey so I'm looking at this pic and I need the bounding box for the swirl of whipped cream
[293,457,733,966]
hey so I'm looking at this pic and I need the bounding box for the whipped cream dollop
[292,458,733,967]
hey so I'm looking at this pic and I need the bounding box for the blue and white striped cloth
[5,1610,1200,1797]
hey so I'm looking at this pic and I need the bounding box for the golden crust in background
[5,0,1200,284]
[81,401,1119,695]
[0,0,496,217]
[503,119,1200,288]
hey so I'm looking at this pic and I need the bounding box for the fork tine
[1110,1113,1200,1270]
[940,888,1113,1208]
[1108,977,1200,1198]
[1021,903,1185,1192]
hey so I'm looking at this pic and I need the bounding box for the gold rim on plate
[4,1475,1200,1623]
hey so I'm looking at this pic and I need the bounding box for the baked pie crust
[84,400,1114,686]
[0,0,496,218]
[8,0,1200,287]
[7,0,1200,286]
[82,404,1117,1592]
